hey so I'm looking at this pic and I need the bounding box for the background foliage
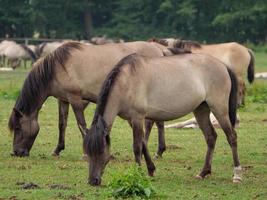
[0,0,266,43]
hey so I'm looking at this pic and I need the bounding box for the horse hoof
[154,153,162,159]
[233,178,242,183]
[82,154,89,161]
[148,170,155,177]
[195,174,203,180]
[51,152,59,157]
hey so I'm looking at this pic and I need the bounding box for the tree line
[0,0,266,44]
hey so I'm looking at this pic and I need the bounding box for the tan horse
[145,38,255,158]
[8,41,179,157]
[0,40,36,69]
[151,38,255,105]
[84,53,241,186]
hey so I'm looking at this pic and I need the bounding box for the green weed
[108,165,156,199]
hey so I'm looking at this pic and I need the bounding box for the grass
[0,55,266,199]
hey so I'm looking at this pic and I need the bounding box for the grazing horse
[84,53,241,186]
[0,40,37,69]
[146,38,255,158]
[8,41,180,157]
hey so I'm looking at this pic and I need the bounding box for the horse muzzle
[11,148,29,157]
[89,177,101,186]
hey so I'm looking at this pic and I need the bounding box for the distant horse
[8,41,181,157]
[0,40,36,69]
[84,53,241,186]
[35,41,64,58]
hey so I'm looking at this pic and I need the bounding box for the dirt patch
[0,196,19,200]
[49,184,71,190]
[167,144,182,150]
[18,182,40,189]
[242,165,254,171]
[56,192,85,200]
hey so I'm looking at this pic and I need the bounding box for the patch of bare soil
[49,184,70,190]
[167,144,182,150]
[0,196,19,200]
[242,165,254,171]
[56,193,85,200]
[16,182,40,189]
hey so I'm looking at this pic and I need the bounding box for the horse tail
[20,44,37,61]
[247,49,255,83]
[227,68,238,127]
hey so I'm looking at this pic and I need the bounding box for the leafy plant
[246,82,267,104]
[108,165,156,199]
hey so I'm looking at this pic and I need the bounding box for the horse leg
[212,109,242,183]
[155,121,166,158]
[144,120,154,143]
[71,101,89,138]
[193,103,217,179]
[52,100,69,156]
[24,59,27,69]
[132,118,156,176]
[71,100,89,158]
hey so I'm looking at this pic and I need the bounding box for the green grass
[254,51,267,72]
[0,57,267,199]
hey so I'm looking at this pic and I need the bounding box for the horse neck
[98,97,120,131]
[17,85,49,120]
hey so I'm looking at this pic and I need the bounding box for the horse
[0,40,37,69]
[35,41,64,58]
[83,53,241,186]
[8,41,181,157]
[151,38,255,106]
[145,38,255,158]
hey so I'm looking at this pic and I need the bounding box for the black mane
[174,39,201,49]
[91,53,138,125]
[85,53,138,156]
[156,38,202,50]
[20,44,37,61]
[8,42,82,131]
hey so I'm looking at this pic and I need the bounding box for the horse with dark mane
[8,41,183,157]
[84,53,242,186]
[145,37,255,158]
[150,38,255,106]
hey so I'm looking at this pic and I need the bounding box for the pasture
[0,52,267,199]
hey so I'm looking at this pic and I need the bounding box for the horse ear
[13,108,23,118]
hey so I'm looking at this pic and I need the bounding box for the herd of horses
[7,38,255,186]
[0,36,120,69]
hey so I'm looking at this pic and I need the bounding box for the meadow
[0,51,266,199]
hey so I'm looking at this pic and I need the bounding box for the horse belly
[146,82,205,121]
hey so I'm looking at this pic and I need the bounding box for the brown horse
[8,41,180,157]
[84,53,241,186]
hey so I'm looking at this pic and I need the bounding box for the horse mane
[153,38,202,50]
[174,39,202,49]
[8,42,82,131]
[20,44,37,61]
[84,53,138,156]
[92,53,138,125]
[35,42,47,58]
